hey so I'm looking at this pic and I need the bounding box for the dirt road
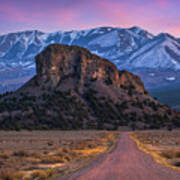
[59,133,180,180]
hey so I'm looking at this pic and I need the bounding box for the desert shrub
[167,125,173,131]
[46,169,58,178]
[129,85,135,90]
[128,89,133,96]
[11,97,17,102]
[160,150,180,159]
[174,161,180,167]
[0,170,16,180]
[47,141,54,146]
[143,125,148,130]
[143,100,147,105]
[13,150,29,157]
[117,101,128,110]
[150,124,161,129]
[160,151,173,159]
[175,151,180,158]
[173,117,180,127]
[41,155,64,164]
[0,152,9,159]
[90,77,97,82]
[167,109,172,115]
[41,85,46,91]
[31,152,42,159]
[131,123,136,131]
[105,77,113,85]
[136,101,143,109]
[120,84,128,90]
[31,170,48,180]
[149,101,158,111]
[14,124,22,131]
[154,97,158,100]
[34,79,39,86]
[14,171,25,180]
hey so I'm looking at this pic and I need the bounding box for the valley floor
[59,132,180,180]
[0,130,118,180]
[0,130,180,180]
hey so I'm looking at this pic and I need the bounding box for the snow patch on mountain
[149,73,155,77]
[166,77,176,81]
[125,33,180,70]
[69,31,76,44]
[89,30,119,47]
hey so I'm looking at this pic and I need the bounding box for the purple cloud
[0,0,179,37]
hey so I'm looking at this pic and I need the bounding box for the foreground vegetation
[0,89,179,131]
[131,131,180,170]
[0,130,119,180]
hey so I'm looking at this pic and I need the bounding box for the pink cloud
[0,3,27,22]
[0,0,179,37]
[0,2,79,27]
[157,0,169,7]
[170,27,180,37]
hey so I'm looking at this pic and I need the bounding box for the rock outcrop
[36,45,120,91]
[119,70,149,95]
[0,44,179,130]
[35,44,148,94]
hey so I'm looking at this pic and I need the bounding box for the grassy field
[131,130,180,169]
[0,130,119,180]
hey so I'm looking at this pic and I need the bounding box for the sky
[0,0,180,37]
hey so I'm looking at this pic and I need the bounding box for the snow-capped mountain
[0,26,153,71]
[124,33,180,70]
[0,26,180,95]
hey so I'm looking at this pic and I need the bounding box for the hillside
[0,44,179,130]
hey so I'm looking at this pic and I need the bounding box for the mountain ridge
[0,26,180,98]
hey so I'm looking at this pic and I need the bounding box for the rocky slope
[0,44,179,130]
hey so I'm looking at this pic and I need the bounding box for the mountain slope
[0,26,153,68]
[0,44,179,130]
[125,33,180,70]
[0,26,180,95]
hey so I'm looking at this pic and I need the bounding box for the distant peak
[4,30,44,37]
[128,26,144,33]
[127,26,154,39]
[156,33,174,40]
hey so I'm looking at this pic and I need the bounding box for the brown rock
[36,44,120,92]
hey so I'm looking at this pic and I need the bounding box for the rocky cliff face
[35,44,147,94]
[119,70,149,95]
[0,44,179,130]
[36,44,119,90]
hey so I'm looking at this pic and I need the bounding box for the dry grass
[131,130,180,170]
[0,130,119,180]
[160,150,180,159]
[0,170,15,180]
[0,152,10,159]
[31,170,50,180]
[0,170,25,180]
[41,155,65,164]
[27,169,59,180]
